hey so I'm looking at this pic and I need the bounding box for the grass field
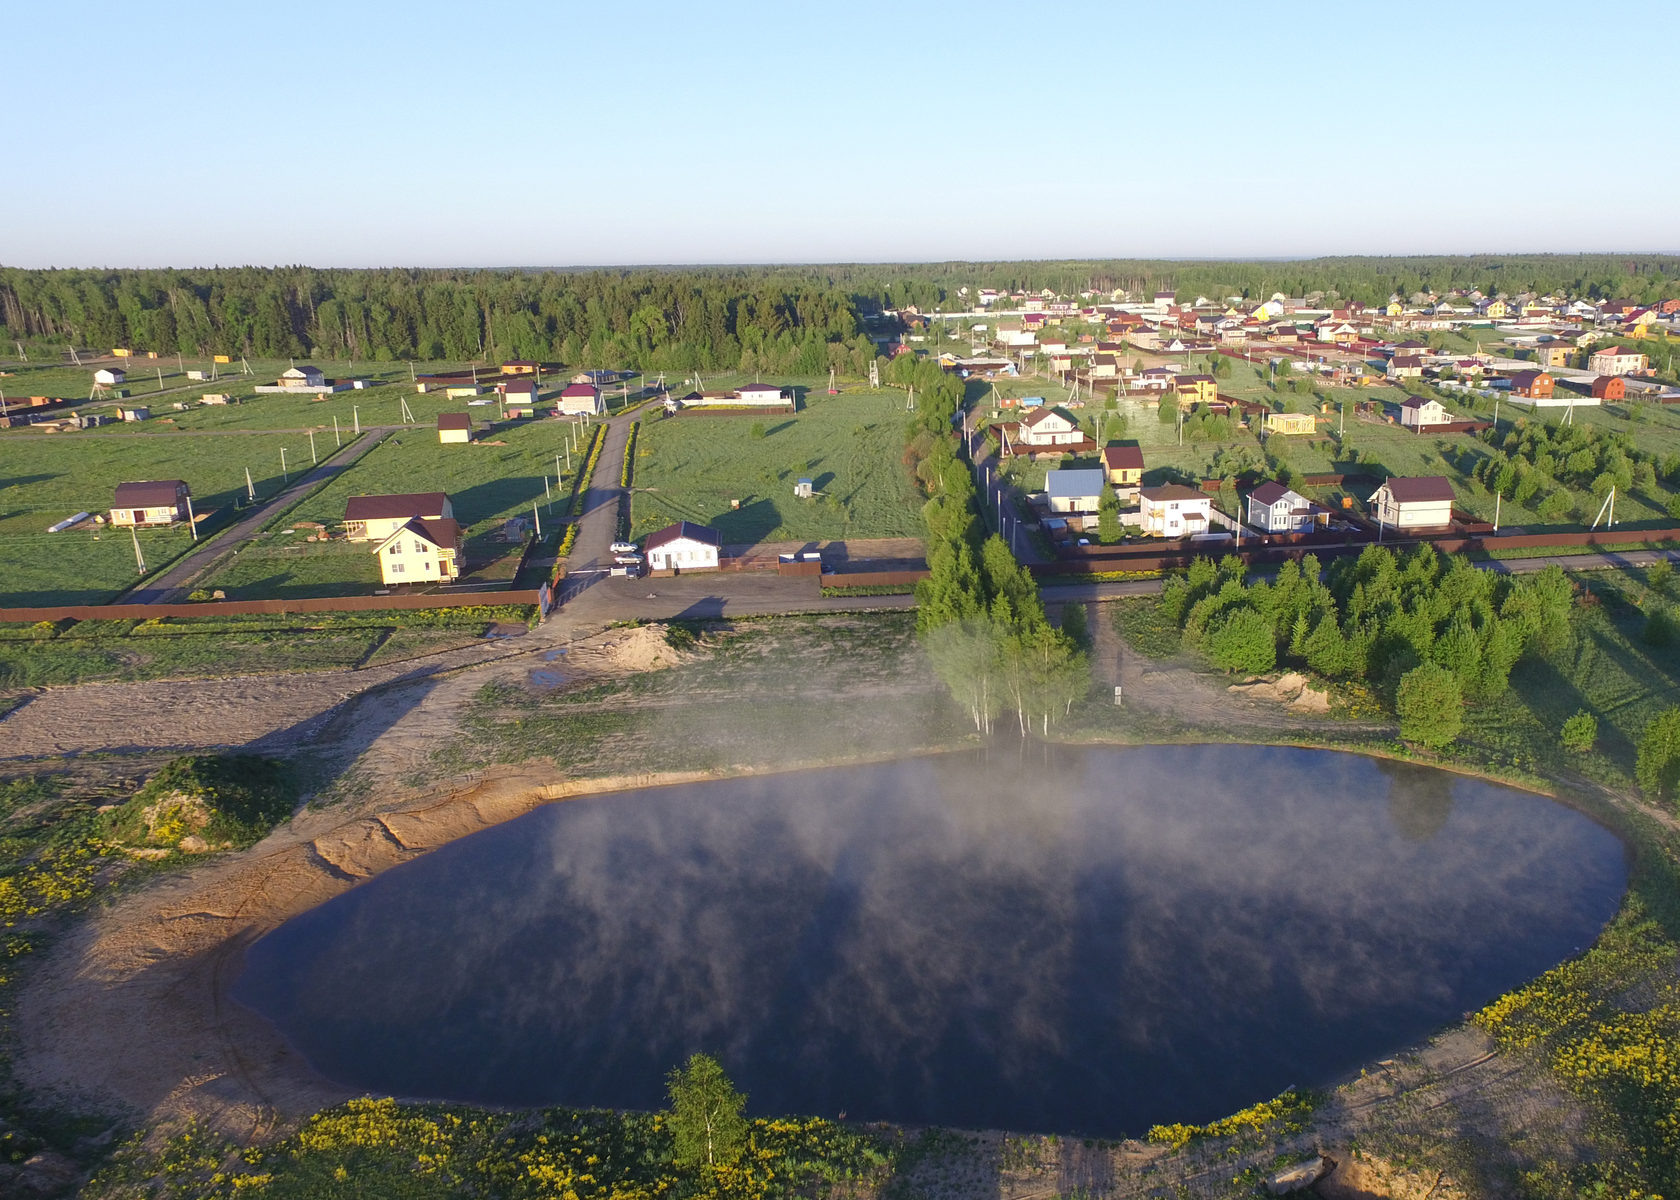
[0,431,343,605]
[630,386,923,544]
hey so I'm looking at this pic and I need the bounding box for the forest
[4,255,1679,375]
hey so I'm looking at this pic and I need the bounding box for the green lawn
[629,387,923,544]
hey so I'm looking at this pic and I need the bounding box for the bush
[1649,557,1674,595]
[1636,707,1680,802]
[100,754,295,852]
[1561,710,1598,753]
[1205,609,1276,675]
[1397,663,1463,748]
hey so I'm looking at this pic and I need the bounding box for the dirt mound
[1315,1150,1466,1199]
[599,624,689,672]
[1228,671,1332,713]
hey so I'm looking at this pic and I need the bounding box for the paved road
[120,426,398,603]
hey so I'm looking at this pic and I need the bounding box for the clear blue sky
[5,0,1676,268]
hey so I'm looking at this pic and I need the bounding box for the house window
[390,542,403,554]
[414,541,426,554]
[391,562,405,574]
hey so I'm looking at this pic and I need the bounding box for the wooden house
[1101,443,1144,495]
[373,517,460,586]
[1591,375,1626,401]
[1508,370,1554,399]
[437,412,473,444]
[1265,411,1317,435]
[110,480,190,526]
[1370,476,1454,530]
[344,492,454,542]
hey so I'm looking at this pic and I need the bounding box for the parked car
[610,541,638,555]
[614,553,644,566]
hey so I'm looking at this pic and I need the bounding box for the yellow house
[1101,444,1144,491]
[1174,373,1218,407]
[1265,412,1316,435]
[111,347,133,358]
[344,492,454,542]
[437,413,472,444]
[1539,345,1571,368]
[1385,301,1405,317]
[1481,298,1510,319]
[373,517,461,586]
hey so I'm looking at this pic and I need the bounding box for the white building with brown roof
[1370,476,1454,530]
[373,517,460,586]
[344,492,453,542]
[110,480,190,526]
[1138,485,1212,538]
[645,521,720,573]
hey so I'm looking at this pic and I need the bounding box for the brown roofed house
[437,412,473,444]
[111,480,190,527]
[344,492,453,542]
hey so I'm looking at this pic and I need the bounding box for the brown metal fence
[0,589,543,625]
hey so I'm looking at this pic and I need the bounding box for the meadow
[629,385,923,544]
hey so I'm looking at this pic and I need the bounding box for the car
[610,541,638,555]
[614,553,644,566]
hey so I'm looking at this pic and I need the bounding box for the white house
[1386,356,1425,379]
[556,383,604,416]
[1588,346,1649,376]
[1043,468,1105,516]
[645,521,720,573]
[1013,405,1085,448]
[279,364,326,389]
[1370,476,1455,530]
[93,367,126,385]
[1398,396,1452,429]
[734,383,786,405]
[110,479,190,526]
[344,492,454,542]
[1244,480,1318,534]
[1138,484,1212,538]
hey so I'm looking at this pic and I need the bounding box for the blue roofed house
[1044,468,1106,530]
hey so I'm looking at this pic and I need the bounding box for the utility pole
[131,526,146,574]
[245,467,256,502]
[280,447,288,484]
[185,493,197,541]
[532,501,542,539]
[333,415,341,447]
[308,429,317,465]
[353,405,360,435]
[544,474,552,515]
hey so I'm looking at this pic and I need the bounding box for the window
[391,562,405,574]
[389,541,403,555]
[414,541,426,554]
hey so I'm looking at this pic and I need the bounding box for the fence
[0,589,543,625]
[820,569,929,589]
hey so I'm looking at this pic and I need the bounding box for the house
[437,412,473,444]
[110,480,190,526]
[501,379,539,403]
[499,360,538,376]
[556,383,604,416]
[1538,345,1572,368]
[1386,356,1424,379]
[734,382,785,405]
[1370,476,1455,530]
[1476,298,1511,319]
[93,367,126,385]
[645,521,721,573]
[1138,485,1213,538]
[1589,346,1649,376]
[1265,411,1317,435]
[1174,374,1218,407]
[1044,468,1106,517]
[1591,375,1626,401]
[373,517,460,586]
[1014,405,1086,448]
[278,365,327,389]
[1245,480,1319,534]
[1398,396,1452,429]
[344,492,454,542]
[1153,291,1175,313]
[1101,443,1144,493]
[1508,370,1554,399]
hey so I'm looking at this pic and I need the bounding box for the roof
[501,359,537,367]
[1391,356,1424,368]
[1592,346,1628,356]
[113,480,186,508]
[1399,396,1440,410]
[1509,370,1550,386]
[737,382,781,393]
[1248,480,1299,506]
[1140,484,1210,504]
[1379,476,1455,504]
[559,383,599,398]
[375,517,459,554]
[1102,444,1144,470]
[437,412,472,431]
[345,492,450,521]
[645,520,720,550]
[1045,469,1106,498]
[1021,405,1074,428]
[502,379,538,394]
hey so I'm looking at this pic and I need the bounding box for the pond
[233,745,1626,1137]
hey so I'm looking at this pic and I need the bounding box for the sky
[4,0,1676,269]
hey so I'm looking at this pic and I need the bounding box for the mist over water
[234,745,1626,1136]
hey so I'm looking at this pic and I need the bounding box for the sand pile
[1228,671,1332,713]
[599,624,690,672]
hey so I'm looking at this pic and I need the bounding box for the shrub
[1205,609,1276,675]
[1649,557,1674,595]
[1636,707,1680,802]
[1397,663,1463,748]
[100,754,295,852]
[1561,710,1598,753]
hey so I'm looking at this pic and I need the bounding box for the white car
[610,541,638,555]
[614,553,644,566]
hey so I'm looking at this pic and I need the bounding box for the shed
[111,479,190,527]
[437,412,473,444]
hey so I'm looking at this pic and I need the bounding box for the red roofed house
[373,517,461,586]
[344,492,454,542]
[437,412,473,444]
[1592,375,1626,401]
[1370,476,1455,530]
[110,480,190,527]
[645,521,720,574]
[1508,370,1554,399]
[1588,346,1650,376]
[557,382,604,416]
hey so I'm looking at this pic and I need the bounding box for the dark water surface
[233,745,1626,1136]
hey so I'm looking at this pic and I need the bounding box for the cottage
[734,382,786,406]
[1089,354,1118,379]
[344,492,454,542]
[1245,480,1320,534]
[1386,356,1424,379]
[1043,468,1106,517]
[278,365,327,389]
[1508,370,1554,399]
[93,367,126,385]
[1398,396,1451,430]
[501,379,539,403]
[1264,411,1317,435]
[373,517,461,586]
[1476,298,1511,319]
[1174,374,1218,407]
[110,480,190,527]
[1588,346,1650,376]
[1101,443,1144,493]
[556,383,604,416]
[437,412,473,444]
[1592,374,1626,401]
[1370,476,1454,530]
[499,360,538,376]
[1138,485,1212,538]
[645,521,720,573]
[1014,405,1085,448]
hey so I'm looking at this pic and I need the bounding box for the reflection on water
[233,745,1625,1137]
